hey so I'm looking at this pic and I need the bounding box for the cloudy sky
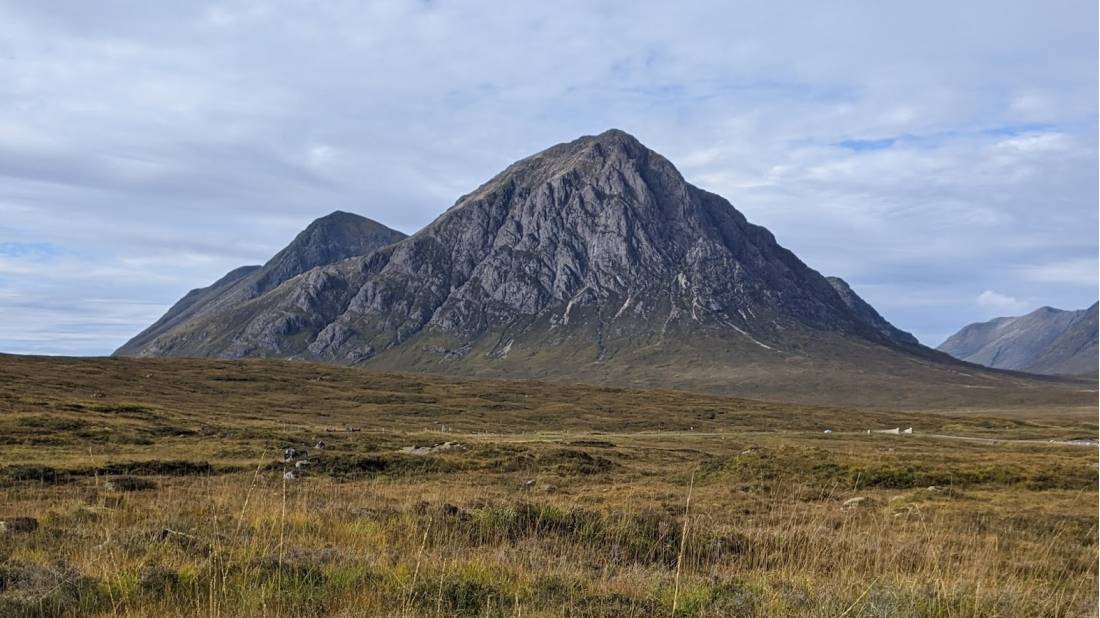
[0,0,1096,355]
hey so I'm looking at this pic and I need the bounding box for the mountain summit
[114,211,406,357]
[938,303,1098,375]
[299,128,919,359]
[119,130,1058,406]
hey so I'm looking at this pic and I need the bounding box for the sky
[0,0,1096,355]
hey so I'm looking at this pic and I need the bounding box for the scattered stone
[399,441,464,456]
[105,476,157,492]
[282,447,305,462]
[522,479,536,489]
[842,497,868,508]
[540,483,558,493]
[294,460,312,469]
[0,517,38,534]
[927,485,939,492]
[823,429,833,434]
[283,470,302,481]
[315,440,326,450]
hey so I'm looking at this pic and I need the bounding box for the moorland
[0,354,1096,616]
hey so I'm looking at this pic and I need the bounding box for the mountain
[115,211,406,357]
[938,303,1098,376]
[116,130,1091,407]
[826,277,919,346]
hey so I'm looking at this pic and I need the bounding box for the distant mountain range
[115,130,1092,407]
[938,304,1098,376]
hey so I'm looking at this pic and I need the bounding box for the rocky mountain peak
[448,129,679,216]
[564,128,651,163]
[254,210,406,296]
[938,302,1098,375]
[118,131,927,396]
[114,211,405,357]
[293,130,914,356]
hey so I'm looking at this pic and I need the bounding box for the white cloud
[305,144,339,170]
[993,132,1070,154]
[976,290,1027,310]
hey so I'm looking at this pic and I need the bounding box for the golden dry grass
[0,355,1096,616]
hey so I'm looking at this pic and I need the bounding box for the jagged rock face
[246,211,407,300]
[827,277,919,346]
[293,130,909,361]
[114,211,405,357]
[938,303,1098,375]
[118,129,924,385]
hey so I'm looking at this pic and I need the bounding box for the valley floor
[0,356,1096,616]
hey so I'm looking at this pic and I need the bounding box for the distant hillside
[938,303,1098,376]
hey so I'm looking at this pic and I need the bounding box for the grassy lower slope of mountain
[361,314,1096,409]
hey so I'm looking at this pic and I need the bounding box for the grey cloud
[0,0,1094,353]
